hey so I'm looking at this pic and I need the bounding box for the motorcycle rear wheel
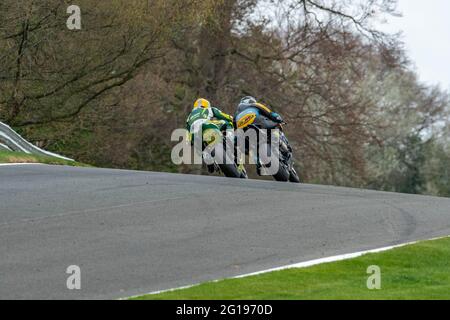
[289,167,300,183]
[213,145,244,179]
[218,163,243,178]
[273,163,290,182]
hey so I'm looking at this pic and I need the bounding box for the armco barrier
[0,121,73,161]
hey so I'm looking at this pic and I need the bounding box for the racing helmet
[240,96,257,105]
[193,98,211,110]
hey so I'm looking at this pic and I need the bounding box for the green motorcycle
[189,119,248,179]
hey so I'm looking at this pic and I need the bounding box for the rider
[186,98,234,138]
[186,98,235,173]
[234,96,286,175]
[234,96,284,127]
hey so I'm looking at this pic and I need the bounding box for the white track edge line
[125,235,450,299]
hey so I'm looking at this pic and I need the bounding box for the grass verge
[133,236,450,300]
[0,150,87,167]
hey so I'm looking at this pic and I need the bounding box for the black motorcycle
[234,107,300,183]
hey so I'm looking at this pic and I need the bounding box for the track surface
[1,164,450,299]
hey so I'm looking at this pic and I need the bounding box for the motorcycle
[234,107,300,183]
[190,119,248,179]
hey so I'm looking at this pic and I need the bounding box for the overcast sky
[379,0,450,90]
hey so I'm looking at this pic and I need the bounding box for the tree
[0,0,216,126]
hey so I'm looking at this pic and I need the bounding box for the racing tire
[273,163,290,182]
[289,167,300,183]
[219,164,242,178]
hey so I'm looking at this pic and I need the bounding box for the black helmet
[240,96,257,105]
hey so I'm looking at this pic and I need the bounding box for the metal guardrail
[0,142,12,151]
[0,121,73,161]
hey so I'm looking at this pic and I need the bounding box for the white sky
[379,0,450,90]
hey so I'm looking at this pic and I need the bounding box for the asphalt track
[1,164,450,299]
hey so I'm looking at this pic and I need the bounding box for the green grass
[133,237,450,300]
[0,150,88,167]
